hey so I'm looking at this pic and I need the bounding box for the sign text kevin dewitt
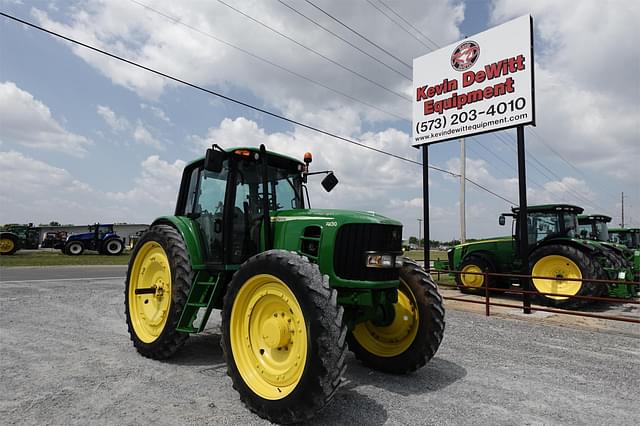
[412,15,535,146]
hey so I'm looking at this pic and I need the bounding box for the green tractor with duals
[0,223,41,255]
[124,145,445,423]
[447,204,636,307]
[578,215,639,284]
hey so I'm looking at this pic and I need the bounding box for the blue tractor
[64,223,125,256]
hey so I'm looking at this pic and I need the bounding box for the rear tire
[347,258,445,374]
[529,244,599,308]
[65,241,84,256]
[0,234,19,255]
[125,225,192,359]
[221,250,347,424]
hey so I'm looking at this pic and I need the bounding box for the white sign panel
[412,15,535,146]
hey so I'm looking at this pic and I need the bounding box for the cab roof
[578,214,611,223]
[609,227,640,233]
[185,146,304,169]
[512,204,583,214]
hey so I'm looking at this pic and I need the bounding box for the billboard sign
[413,15,535,146]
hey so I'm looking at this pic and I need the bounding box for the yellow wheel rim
[230,274,308,400]
[128,241,172,343]
[0,238,15,253]
[460,264,484,288]
[532,255,582,300]
[352,280,419,358]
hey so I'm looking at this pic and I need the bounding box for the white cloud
[31,1,464,122]
[133,120,163,150]
[141,103,172,125]
[97,104,129,131]
[105,155,185,215]
[0,150,185,224]
[0,81,90,156]
[489,1,640,182]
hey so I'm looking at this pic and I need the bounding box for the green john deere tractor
[447,204,636,307]
[0,223,41,255]
[609,227,640,250]
[578,215,639,284]
[125,145,445,423]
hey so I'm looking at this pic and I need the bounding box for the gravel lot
[1,278,638,425]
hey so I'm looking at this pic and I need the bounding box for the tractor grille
[333,224,402,281]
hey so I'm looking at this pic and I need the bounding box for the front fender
[152,216,206,268]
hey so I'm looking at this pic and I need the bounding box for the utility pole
[621,192,625,228]
[460,138,466,243]
[417,218,423,247]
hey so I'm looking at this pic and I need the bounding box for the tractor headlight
[365,252,402,269]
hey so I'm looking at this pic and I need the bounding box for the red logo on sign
[451,40,480,71]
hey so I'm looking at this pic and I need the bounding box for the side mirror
[204,148,225,172]
[498,215,506,226]
[321,172,338,192]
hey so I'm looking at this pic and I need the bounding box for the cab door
[183,163,230,264]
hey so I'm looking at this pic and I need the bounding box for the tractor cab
[609,228,640,249]
[577,214,611,241]
[175,145,336,266]
[89,224,115,239]
[501,204,583,246]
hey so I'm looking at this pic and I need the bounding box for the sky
[0,0,638,241]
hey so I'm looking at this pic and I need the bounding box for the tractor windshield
[578,220,608,241]
[527,212,561,244]
[615,232,639,248]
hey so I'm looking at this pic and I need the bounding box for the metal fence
[428,267,640,324]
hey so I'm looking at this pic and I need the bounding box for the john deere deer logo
[451,40,480,71]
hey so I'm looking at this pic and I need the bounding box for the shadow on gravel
[166,333,225,368]
[309,388,388,426]
[344,356,467,397]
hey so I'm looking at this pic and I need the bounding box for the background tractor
[0,223,41,255]
[41,230,69,249]
[578,215,639,285]
[609,227,640,250]
[64,223,124,256]
[124,145,445,423]
[447,204,636,307]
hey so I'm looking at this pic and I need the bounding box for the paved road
[0,278,638,425]
[0,265,127,282]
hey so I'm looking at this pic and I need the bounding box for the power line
[214,0,409,101]
[0,13,441,171]
[364,0,434,50]
[304,0,412,69]
[376,0,440,49]
[129,0,407,121]
[275,0,411,80]
[0,11,518,206]
[528,127,620,204]
[465,178,515,205]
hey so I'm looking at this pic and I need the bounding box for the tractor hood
[271,208,402,226]
[67,232,94,241]
[453,236,512,248]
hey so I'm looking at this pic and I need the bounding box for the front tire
[65,241,84,256]
[347,258,445,374]
[104,238,124,255]
[0,234,19,255]
[456,255,495,294]
[125,225,193,359]
[221,250,347,424]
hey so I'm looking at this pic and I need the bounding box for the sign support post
[422,145,430,270]
[516,125,531,313]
